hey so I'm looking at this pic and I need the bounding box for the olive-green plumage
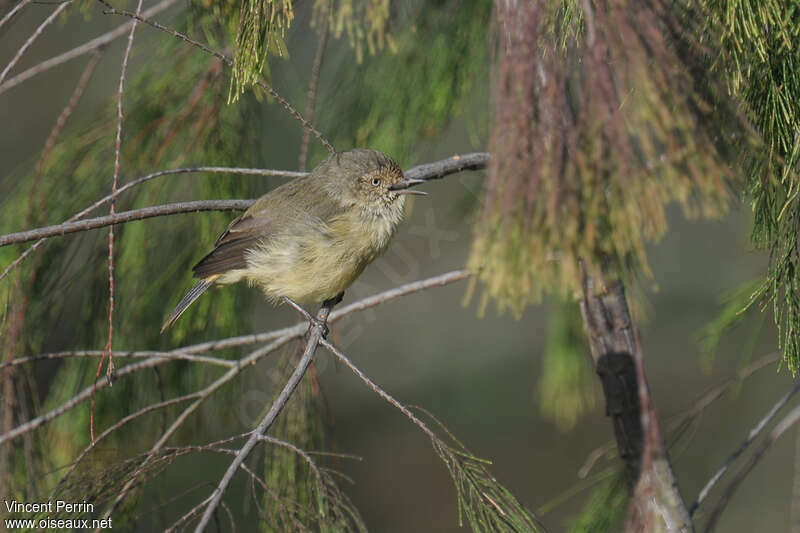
[162,149,425,331]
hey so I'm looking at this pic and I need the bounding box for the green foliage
[230,0,292,102]
[467,0,749,316]
[538,300,598,430]
[261,345,364,532]
[567,471,628,533]
[0,12,268,502]
[701,0,800,371]
[229,0,395,102]
[432,438,541,532]
[314,0,393,63]
[317,0,491,167]
[698,278,764,365]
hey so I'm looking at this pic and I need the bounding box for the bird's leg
[323,292,344,308]
[282,296,331,338]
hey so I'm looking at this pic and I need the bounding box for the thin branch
[0,0,33,31]
[691,379,800,516]
[102,272,470,517]
[0,199,253,247]
[97,0,335,153]
[0,152,488,250]
[298,0,330,171]
[165,495,213,533]
[1,268,468,366]
[704,400,800,532]
[51,392,200,499]
[0,0,72,85]
[0,356,181,445]
[0,0,180,95]
[101,335,294,521]
[0,269,469,448]
[32,51,103,215]
[257,435,324,481]
[667,352,781,439]
[0,167,303,282]
[319,338,436,440]
[404,152,490,182]
[193,302,336,532]
[578,351,781,479]
[91,0,143,441]
[1,349,237,369]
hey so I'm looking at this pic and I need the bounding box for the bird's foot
[323,292,344,308]
[283,297,330,338]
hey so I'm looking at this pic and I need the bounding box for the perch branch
[404,152,490,182]
[0,166,303,282]
[1,350,237,369]
[94,272,467,518]
[692,379,800,517]
[0,0,72,85]
[193,302,335,532]
[0,0,180,95]
[51,392,200,499]
[0,0,32,30]
[0,200,253,247]
[319,339,436,439]
[0,153,488,248]
[704,400,800,532]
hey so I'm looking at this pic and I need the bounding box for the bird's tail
[161,275,219,333]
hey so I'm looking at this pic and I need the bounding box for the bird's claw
[282,296,330,338]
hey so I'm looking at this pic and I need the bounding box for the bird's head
[318,149,427,218]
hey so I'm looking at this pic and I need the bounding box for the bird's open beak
[389,178,428,196]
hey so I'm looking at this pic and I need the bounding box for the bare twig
[100,272,468,519]
[3,269,470,369]
[0,166,302,282]
[704,401,800,532]
[319,339,437,440]
[32,51,103,214]
[1,269,469,487]
[90,0,143,440]
[1,349,237,369]
[0,0,180,95]
[0,0,33,31]
[0,152,488,249]
[0,356,183,445]
[691,379,800,516]
[0,0,72,85]
[97,0,335,153]
[298,0,330,171]
[51,392,200,499]
[193,302,336,532]
[0,269,469,449]
[404,152,490,182]
[0,199,253,247]
[165,495,214,532]
[578,352,781,479]
[100,336,294,522]
[667,353,781,440]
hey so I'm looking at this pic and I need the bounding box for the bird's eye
[371,177,381,187]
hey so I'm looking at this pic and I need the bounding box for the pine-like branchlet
[468,0,752,316]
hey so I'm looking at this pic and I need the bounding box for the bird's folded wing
[192,215,273,278]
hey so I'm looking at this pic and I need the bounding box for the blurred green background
[0,1,795,531]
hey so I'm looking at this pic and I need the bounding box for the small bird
[161,148,426,333]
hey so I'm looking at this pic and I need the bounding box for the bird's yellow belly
[241,232,384,304]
